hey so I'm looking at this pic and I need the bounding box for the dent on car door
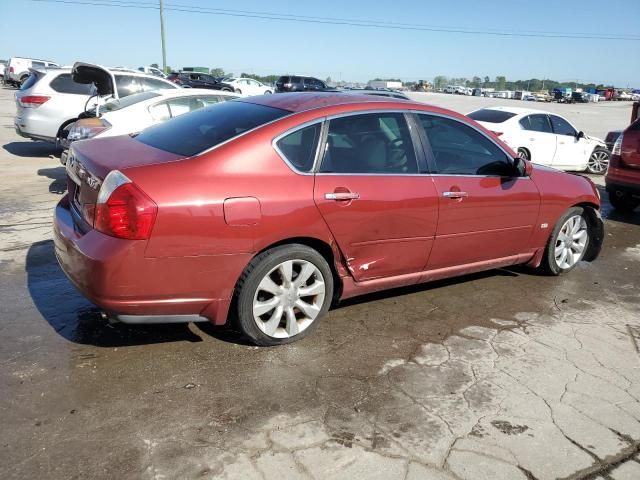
[312,112,439,281]
[416,114,541,269]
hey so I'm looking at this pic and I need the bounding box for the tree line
[430,75,609,92]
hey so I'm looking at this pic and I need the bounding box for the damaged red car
[54,93,604,345]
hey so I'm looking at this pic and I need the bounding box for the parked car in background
[223,77,273,95]
[137,66,167,78]
[606,104,640,212]
[275,76,328,92]
[14,62,177,145]
[167,71,233,91]
[468,107,611,174]
[60,88,238,162]
[345,89,410,100]
[54,93,602,346]
[604,130,622,151]
[5,57,59,87]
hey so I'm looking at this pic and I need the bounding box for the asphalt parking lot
[1,86,640,480]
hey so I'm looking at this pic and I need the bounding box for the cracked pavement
[1,86,640,479]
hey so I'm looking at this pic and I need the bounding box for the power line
[27,0,640,41]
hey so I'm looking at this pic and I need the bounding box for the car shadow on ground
[596,184,640,226]
[37,166,67,194]
[3,140,61,158]
[26,240,244,348]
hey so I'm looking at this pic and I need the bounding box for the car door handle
[443,191,468,199]
[325,192,360,201]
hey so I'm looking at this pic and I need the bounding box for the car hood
[72,62,118,98]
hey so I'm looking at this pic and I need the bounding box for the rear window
[49,74,94,95]
[97,91,161,113]
[467,109,517,123]
[20,73,42,91]
[136,101,291,156]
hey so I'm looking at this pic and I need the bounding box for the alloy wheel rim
[252,259,325,339]
[554,215,588,269]
[588,150,609,173]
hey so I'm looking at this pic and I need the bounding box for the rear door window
[520,114,552,133]
[319,113,418,174]
[116,75,143,97]
[49,73,95,94]
[276,123,321,173]
[136,101,291,156]
[140,77,173,91]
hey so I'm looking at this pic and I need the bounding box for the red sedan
[54,93,604,345]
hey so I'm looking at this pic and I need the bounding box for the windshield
[467,109,517,123]
[90,91,161,115]
[136,100,291,156]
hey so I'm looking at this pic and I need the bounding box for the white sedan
[223,77,273,96]
[467,106,610,174]
[62,88,238,161]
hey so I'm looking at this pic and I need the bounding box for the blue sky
[1,0,638,86]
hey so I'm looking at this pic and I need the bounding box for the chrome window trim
[271,118,326,175]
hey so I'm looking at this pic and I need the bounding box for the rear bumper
[53,196,246,325]
[14,117,56,143]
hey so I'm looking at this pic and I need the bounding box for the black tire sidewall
[235,245,334,346]
[543,207,588,275]
[609,192,639,212]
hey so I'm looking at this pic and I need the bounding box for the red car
[606,114,640,212]
[54,93,604,345]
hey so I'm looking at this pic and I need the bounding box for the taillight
[19,95,50,108]
[93,170,157,240]
[67,118,111,141]
[612,134,623,156]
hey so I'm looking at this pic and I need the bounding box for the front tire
[234,244,334,346]
[586,147,610,174]
[540,207,590,275]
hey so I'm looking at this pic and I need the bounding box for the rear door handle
[443,191,468,199]
[325,192,360,201]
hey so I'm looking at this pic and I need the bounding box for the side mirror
[576,131,585,139]
[514,156,533,177]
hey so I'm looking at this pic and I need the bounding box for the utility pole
[159,0,167,73]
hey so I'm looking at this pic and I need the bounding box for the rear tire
[540,207,590,275]
[609,191,639,212]
[234,244,333,346]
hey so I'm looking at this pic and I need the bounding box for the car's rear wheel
[609,191,639,212]
[587,147,610,174]
[541,207,590,275]
[235,244,333,346]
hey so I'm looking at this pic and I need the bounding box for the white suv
[14,63,178,144]
[6,57,59,87]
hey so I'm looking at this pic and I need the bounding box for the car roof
[241,92,420,113]
[477,106,552,116]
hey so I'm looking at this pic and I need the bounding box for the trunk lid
[66,135,183,231]
[72,62,118,99]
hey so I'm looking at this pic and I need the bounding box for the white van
[6,57,59,87]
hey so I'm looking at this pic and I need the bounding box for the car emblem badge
[541,223,548,229]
